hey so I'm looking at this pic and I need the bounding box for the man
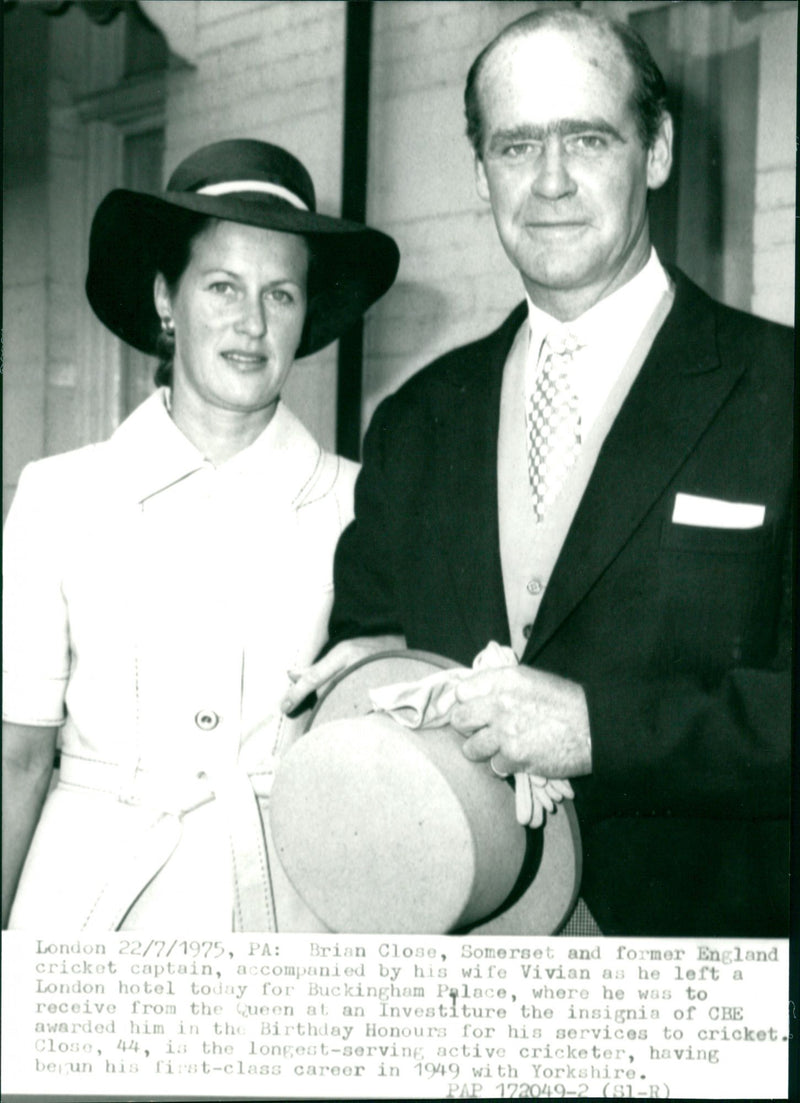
[282,10,792,936]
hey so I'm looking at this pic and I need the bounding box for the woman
[2,139,399,931]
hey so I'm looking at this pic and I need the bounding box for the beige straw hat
[270,650,581,934]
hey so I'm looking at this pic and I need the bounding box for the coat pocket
[658,520,778,678]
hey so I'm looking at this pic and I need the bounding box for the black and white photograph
[2,1,795,1099]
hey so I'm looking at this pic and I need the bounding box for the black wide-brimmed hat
[86,139,400,359]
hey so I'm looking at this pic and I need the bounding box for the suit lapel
[433,306,528,656]
[523,272,747,662]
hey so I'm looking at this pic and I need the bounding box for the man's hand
[280,635,406,714]
[449,665,592,778]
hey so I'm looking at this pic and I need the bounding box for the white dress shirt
[499,249,675,657]
[525,247,673,438]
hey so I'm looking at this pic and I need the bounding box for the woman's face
[155,218,309,418]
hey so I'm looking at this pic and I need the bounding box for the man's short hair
[464,9,669,158]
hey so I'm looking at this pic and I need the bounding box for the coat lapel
[433,305,528,657]
[523,272,748,662]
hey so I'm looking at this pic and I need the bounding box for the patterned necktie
[527,332,583,522]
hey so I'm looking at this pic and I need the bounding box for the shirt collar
[110,389,324,506]
[526,247,672,351]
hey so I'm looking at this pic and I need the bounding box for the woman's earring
[160,316,175,336]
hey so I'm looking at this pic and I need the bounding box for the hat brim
[272,649,582,935]
[85,189,400,359]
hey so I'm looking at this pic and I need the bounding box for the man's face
[474,25,672,320]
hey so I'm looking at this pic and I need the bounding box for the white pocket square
[672,492,765,529]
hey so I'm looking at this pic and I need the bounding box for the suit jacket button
[522,624,533,639]
[195,710,220,731]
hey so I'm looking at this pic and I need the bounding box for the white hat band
[196,179,309,210]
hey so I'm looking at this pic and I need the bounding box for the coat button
[522,624,533,639]
[526,578,544,595]
[195,710,220,731]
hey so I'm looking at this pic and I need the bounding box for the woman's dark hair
[153,213,212,387]
[464,9,668,158]
[152,215,317,387]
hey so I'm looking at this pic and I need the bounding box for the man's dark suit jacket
[329,269,793,937]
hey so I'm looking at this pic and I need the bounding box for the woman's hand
[2,722,58,928]
[280,634,406,715]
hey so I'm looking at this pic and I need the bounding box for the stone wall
[752,7,796,324]
[3,5,49,520]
